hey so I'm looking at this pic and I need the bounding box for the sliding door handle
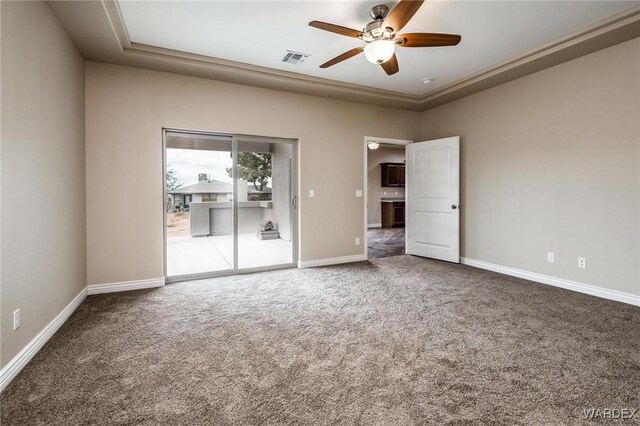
[291,195,297,209]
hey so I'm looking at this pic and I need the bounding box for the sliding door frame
[162,127,299,283]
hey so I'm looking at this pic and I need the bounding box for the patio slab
[167,233,292,277]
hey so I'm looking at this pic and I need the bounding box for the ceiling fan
[309,0,461,76]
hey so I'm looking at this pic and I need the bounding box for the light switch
[309,189,315,198]
[355,190,363,197]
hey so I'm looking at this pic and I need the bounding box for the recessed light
[422,78,435,84]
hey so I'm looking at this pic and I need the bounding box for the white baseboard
[0,277,166,392]
[298,254,367,268]
[0,287,88,393]
[368,223,382,228]
[0,277,166,391]
[460,257,640,307]
[87,277,165,295]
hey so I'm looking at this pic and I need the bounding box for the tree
[227,152,271,191]
[166,165,181,191]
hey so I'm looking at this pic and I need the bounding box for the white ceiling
[119,1,639,96]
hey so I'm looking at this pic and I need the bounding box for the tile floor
[367,227,405,259]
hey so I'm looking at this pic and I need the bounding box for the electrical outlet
[355,189,363,197]
[13,309,20,331]
[578,257,586,269]
[547,252,555,263]
[309,189,315,198]
[383,191,387,196]
[355,237,360,245]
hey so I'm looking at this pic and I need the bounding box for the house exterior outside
[168,175,271,210]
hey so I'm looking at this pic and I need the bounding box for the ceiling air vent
[282,51,310,65]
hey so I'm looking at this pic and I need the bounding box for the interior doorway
[364,137,412,260]
[164,129,298,282]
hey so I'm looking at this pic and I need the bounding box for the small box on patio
[257,221,279,240]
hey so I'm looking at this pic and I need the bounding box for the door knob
[451,205,458,209]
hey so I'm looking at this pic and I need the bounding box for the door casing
[363,136,413,259]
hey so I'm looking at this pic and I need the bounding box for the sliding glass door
[164,130,297,282]
[236,137,294,270]
[165,132,234,278]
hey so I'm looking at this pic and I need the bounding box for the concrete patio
[167,234,293,276]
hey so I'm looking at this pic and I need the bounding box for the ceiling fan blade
[381,53,399,75]
[309,21,364,39]
[383,0,425,33]
[320,47,364,68]
[397,33,461,47]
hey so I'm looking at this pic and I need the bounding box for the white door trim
[363,136,413,259]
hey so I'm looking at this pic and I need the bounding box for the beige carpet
[2,255,639,425]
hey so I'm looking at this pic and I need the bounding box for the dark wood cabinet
[382,201,405,228]
[381,162,406,187]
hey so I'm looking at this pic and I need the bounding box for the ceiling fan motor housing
[364,20,394,41]
[363,5,394,40]
[309,0,461,76]
[369,4,389,20]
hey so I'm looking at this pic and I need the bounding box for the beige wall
[85,62,420,285]
[1,1,86,367]
[421,37,640,297]
[2,6,634,372]
[367,147,406,226]
[0,0,635,385]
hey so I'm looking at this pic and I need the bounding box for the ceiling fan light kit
[368,142,380,150]
[309,0,461,76]
[364,40,395,64]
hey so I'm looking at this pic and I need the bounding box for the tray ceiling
[118,1,639,96]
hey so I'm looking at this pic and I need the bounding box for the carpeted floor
[2,255,639,425]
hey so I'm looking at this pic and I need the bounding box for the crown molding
[420,5,640,109]
[101,0,423,110]
[125,42,424,104]
[101,0,130,50]
[50,1,640,112]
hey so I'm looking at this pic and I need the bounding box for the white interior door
[406,137,460,263]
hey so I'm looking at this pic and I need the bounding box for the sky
[167,148,233,187]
